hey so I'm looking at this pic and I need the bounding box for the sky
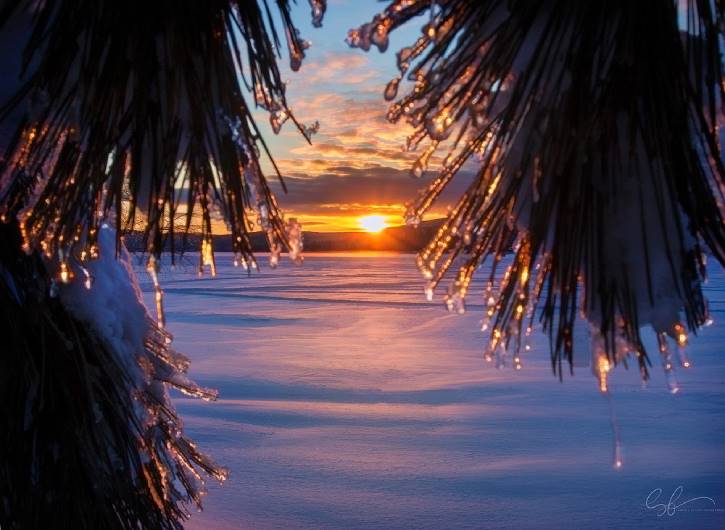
[256,2,713,234]
[254,0,471,232]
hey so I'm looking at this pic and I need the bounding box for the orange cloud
[248,47,470,233]
[277,93,445,176]
[288,52,379,86]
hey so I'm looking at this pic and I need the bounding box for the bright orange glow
[358,215,388,233]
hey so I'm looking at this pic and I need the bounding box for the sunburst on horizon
[358,215,388,233]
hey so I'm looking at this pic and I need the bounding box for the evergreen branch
[350,0,724,385]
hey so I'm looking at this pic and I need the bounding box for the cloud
[288,52,380,86]
[253,46,472,231]
[262,88,475,230]
[270,165,476,222]
[278,92,447,174]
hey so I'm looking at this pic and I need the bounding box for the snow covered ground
[138,253,725,529]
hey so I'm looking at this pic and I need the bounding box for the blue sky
[255,0,469,231]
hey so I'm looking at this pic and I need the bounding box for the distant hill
[125,219,444,253]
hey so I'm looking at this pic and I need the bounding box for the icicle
[233,254,249,271]
[673,322,691,368]
[524,324,533,353]
[269,107,289,134]
[310,0,326,28]
[286,217,304,264]
[591,333,610,394]
[200,238,216,277]
[372,22,390,52]
[597,355,610,394]
[445,284,466,314]
[58,260,72,284]
[80,265,93,290]
[258,204,270,231]
[268,232,281,268]
[676,341,691,368]
[345,28,365,50]
[146,256,166,329]
[495,342,507,369]
[384,77,401,101]
[607,393,624,470]
[425,109,453,141]
[397,45,413,72]
[303,120,320,139]
[424,281,434,301]
[404,210,422,227]
[513,352,523,370]
[289,30,305,71]
[657,332,679,394]
[411,158,426,178]
[482,294,496,332]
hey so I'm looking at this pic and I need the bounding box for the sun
[358,215,388,233]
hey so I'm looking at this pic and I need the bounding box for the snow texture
[60,227,221,509]
[139,253,725,530]
[61,228,148,388]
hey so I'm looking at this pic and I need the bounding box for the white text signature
[645,486,716,517]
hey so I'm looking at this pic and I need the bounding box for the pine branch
[349,0,724,386]
[0,0,323,278]
[0,2,326,528]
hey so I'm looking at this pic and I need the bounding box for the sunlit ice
[4,1,724,529]
[358,215,388,233]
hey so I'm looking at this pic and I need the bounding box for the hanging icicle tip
[349,0,725,390]
[0,2,326,528]
[0,0,327,283]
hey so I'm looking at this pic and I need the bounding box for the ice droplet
[445,289,465,314]
[286,217,304,264]
[270,108,289,134]
[424,282,434,301]
[371,24,389,53]
[396,46,413,72]
[411,159,425,178]
[384,77,400,101]
[657,332,679,394]
[310,0,326,28]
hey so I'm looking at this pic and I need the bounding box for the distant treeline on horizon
[124,219,444,253]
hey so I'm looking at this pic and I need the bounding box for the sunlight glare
[358,215,388,233]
